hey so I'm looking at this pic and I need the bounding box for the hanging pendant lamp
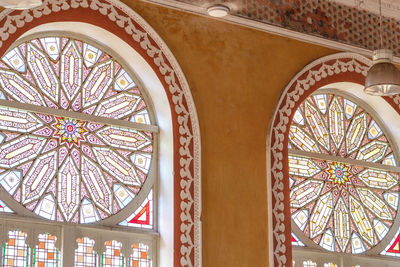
[0,0,42,9]
[364,0,400,96]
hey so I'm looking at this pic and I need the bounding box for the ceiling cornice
[142,0,400,63]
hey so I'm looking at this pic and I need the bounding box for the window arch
[0,1,201,267]
[268,53,400,266]
[0,33,156,225]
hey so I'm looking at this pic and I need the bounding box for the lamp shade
[0,0,42,9]
[364,49,400,96]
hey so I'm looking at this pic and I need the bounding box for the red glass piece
[128,202,150,225]
[388,233,400,253]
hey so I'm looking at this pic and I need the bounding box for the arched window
[289,87,400,265]
[268,53,400,267]
[0,1,201,267]
[0,34,155,225]
[0,30,157,267]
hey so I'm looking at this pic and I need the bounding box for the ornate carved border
[0,1,201,267]
[268,53,377,266]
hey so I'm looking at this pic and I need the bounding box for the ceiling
[146,0,400,58]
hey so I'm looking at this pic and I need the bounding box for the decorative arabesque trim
[0,1,201,267]
[268,53,372,266]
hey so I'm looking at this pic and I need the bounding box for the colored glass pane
[381,227,400,257]
[0,36,154,223]
[3,230,30,267]
[34,233,60,267]
[119,190,153,229]
[101,240,124,267]
[289,93,399,254]
[291,232,305,247]
[0,199,13,213]
[75,237,97,267]
[129,243,151,267]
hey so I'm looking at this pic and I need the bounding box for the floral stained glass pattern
[289,93,399,254]
[33,233,60,267]
[0,36,154,223]
[2,230,30,267]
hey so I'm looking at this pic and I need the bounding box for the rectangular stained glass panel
[101,240,124,267]
[34,233,60,267]
[129,243,151,267]
[75,237,97,267]
[3,230,30,267]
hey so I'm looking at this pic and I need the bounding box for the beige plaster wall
[122,1,336,266]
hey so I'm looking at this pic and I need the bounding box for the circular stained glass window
[289,92,399,253]
[0,36,154,223]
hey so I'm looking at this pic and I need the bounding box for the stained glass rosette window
[289,93,400,253]
[0,36,155,223]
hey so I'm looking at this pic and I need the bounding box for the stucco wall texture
[123,1,336,266]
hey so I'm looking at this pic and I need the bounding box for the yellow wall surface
[122,1,336,266]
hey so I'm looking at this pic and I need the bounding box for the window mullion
[62,225,76,267]
[0,99,159,133]
[288,148,400,173]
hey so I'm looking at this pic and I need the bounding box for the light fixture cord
[379,0,383,49]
